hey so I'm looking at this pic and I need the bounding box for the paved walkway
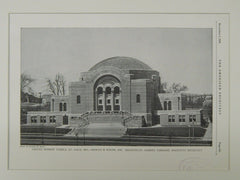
[66,122,126,137]
[202,122,212,140]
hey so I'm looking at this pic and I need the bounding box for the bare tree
[46,73,66,95]
[162,82,188,93]
[170,83,188,93]
[202,96,212,122]
[160,82,168,93]
[21,73,34,94]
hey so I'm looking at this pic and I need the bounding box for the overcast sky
[21,28,212,95]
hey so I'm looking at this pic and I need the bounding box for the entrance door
[63,115,68,125]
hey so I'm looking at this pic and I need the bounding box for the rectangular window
[31,116,37,123]
[40,116,46,123]
[136,94,140,103]
[59,103,62,111]
[115,99,119,104]
[50,116,56,123]
[168,115,172,122]
[179,115,186,122]
[193,115,196,122]
[63,103,67,111]
[77,95,81,104]
[179,115,182,122]
[168,101,172,110]
[189,115,193,122]
[182,115,185,122]
[168,115,175,122]
[53,116,56,123]
[51,99,55,111]
[107,99,111,104]
[99,99,102,105]
[164,101,167,110]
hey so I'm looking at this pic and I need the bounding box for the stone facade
[27,111,68,125]
[27,56,202,127]
[156,110,201,126]
[158,93,182,111]
[64,57,160,124]
[51,95,69,112]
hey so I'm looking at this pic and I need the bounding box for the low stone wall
[21,125,71,134]
[70,117,88,127]
[27,112,67,125]
[124,116,142,128]
[88,114,124,123]
[126,126,206,137]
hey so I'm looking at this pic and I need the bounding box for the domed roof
[89,56,152,71]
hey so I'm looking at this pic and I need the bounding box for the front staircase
[66,111,142,137]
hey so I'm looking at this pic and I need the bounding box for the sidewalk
[66,122,126,137]
[202,122,212,140]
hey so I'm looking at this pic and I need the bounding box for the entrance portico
[94,75,121,111]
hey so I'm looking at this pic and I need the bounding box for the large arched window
[59,103,62,111]
[51,99,54,111]
[77,95,81,104]
[164,101,167,110]
[136,94,141,103]
[168,101,172,110]
[106,87,111,94]
[114,86,120,94]
[63,103,67,111]
[97,87,103,94]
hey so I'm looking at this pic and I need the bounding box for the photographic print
[20,27,213,146]
[1,0,234,176]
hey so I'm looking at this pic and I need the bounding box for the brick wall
[156,110,201,126]
[158,93,182,111]
[27,112,68,125]
[52,96,69,112]
[69,82,93,113]
[131,79,147,113]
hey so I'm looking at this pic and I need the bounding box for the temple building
[27,56,201,127]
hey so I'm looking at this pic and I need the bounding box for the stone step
[66,122,126,137]
[86,123,125,133]
[88,115,125,123]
